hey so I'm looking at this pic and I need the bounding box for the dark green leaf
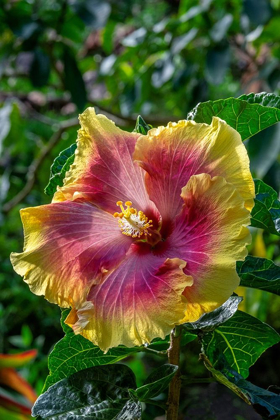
[251,179,280,236]
[237,255,280,296]
[33,365,141,420]
[63,47,87,111]
[183,295,242,332]
[202,354,280,419]
[244,0,272,26]
[205,46,230,85]
[43,309,141,391]
[45,143,77,196]
[30,48,50,87]
[71,0,111,29]
[202,310,280,378]
[188,93,280,140]
[247,124,280,178]
[133,115,152,135]
[135,364,178,400]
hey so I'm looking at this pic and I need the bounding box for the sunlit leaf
[171,28,198,54]
[0,367,37,403]
[0,101,13,157]
[0,392,31,416]
[0,405,30,420]
[0,350,37,369]
[188,93,280,140]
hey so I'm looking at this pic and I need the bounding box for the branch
[0,91,172,127]
[2,118,79,213]
[166,327,182,420]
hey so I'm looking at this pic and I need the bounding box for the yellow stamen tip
[115,199,153,238]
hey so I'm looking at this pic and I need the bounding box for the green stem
[166,327,182,420]
[142,347,167,356]
[181,376,215,384]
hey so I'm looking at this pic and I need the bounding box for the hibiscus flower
[11,108,254,352]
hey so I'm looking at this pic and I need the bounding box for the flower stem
[166,326,182,420]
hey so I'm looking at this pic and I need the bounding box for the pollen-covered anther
[115,201,153,238]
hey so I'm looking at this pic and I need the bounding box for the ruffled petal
[65,252,193,351]
[167,173,251,321]
[134,117,255,220]
[10,201,131,308]
[54,108,155,216]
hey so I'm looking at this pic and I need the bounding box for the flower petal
[65,252,192,351]
[168,173,251,321]
[134,117,255,220]
[54,108,154,215]
[10,201,131,307]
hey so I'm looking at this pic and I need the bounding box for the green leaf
[145,330,197,352]
[135,364,178,401]
[30,48,50,87]
[44,143,77,196]
[247,124,280,178]
[133,115,152,135]
[63,46,87,111]
[251,179,280,236]
[102,21,116,54]
[205,46,230,85]
[202,310,280,378]
[70,0,111,29]
[43,309,141,391]
[238,92,280,108]
[183,295,242,332]
[237,255,280,296]
[33,365,141,420]
[187,93,280,140]
[202,354,280,419]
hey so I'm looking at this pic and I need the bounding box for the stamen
[115,201,153,238]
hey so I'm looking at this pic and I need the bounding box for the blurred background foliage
[0,0,280,418]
